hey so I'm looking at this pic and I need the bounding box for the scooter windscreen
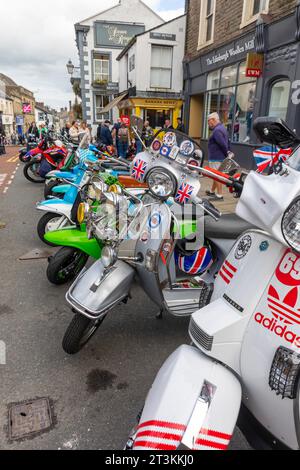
[131,129,204,205]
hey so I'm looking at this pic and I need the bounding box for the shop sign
[120,115,130,126]
[22,103,32,114]
[95,22,145,48]
[2,115,13,125]
[204,35,255,69]
[143,99,178,107]
[150,32,176,41]
[16,115,24,125]
[246,52,264,78]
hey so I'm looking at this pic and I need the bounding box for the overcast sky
[0,0,184,110]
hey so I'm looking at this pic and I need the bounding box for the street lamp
[66,59,75,76]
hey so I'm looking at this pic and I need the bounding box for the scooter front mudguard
[44,227,102,259]
[36,200,73,221]
[66,260,135,319]
[132,345,241,451]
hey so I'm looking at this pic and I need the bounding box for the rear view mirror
[219,156,241,176]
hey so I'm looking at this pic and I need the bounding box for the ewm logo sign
[0,341,6,365]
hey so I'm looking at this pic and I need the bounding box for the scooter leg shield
[44,228,102,259]
[132,345,241,451]
[66,260,135,319]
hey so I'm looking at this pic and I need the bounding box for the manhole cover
[19,249,56,261]
[8,398,53,441]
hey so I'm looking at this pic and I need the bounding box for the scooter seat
[205,213,257,240]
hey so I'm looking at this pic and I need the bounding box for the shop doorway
[146,109,172,129]
[189,94,204,143]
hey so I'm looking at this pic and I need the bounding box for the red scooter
[23,134,69,183]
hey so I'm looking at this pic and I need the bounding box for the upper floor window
[198,0,216,50]
[241,0,270,28]
[93,54,110,84]
[129,55,135,72]
[150,46,173,89]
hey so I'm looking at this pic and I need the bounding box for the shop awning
[101,92,128,114]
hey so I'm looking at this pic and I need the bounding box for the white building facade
[117,14,186,129]
[75,0,163,135]
[0,90,14,136]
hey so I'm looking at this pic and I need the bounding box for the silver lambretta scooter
[62,123,254,355]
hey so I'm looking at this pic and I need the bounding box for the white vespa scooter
[126,117,300,451]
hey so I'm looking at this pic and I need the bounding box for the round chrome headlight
[282,197,300,253]
[147,169,177,200]
[101,246,117,268]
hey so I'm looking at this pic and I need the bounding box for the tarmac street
[0,152,249,450]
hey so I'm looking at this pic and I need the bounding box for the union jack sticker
[131,159,148,182]
[175,183,194,204]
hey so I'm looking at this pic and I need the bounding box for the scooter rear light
[269,346,300,399]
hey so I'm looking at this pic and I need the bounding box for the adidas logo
[255,313,300,349]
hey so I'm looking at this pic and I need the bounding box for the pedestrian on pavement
[142,120,154,147]
[176,117,185,134]
[0,129,6,155]
[164,118,174,130]
[69,121,80,144]
[78,121,91,147]
[112,118,122,155]
[206,112,231,201]
[117,123,130,158]
[98,120,113,147]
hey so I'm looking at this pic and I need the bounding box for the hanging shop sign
[22,103,32,114]
[120,115,130,126]
[95,22,145,48]
[246,52,264,78]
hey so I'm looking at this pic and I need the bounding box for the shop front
[184,9,300,169]
[118,96,183,129]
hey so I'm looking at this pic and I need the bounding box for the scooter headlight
[77,202,90,225]
[101,246,117,268]
[147,169,177,200]
[282,197,300,253]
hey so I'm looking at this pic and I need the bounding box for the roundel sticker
[148,212,162,230]
[235,235,252,260]
[160,145,171,158]
[163,132,177,147]
[276,250,300,287]
[180,140,195,157]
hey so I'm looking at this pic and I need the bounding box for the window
[268,80,291,120]
[198,0,216,50]
[129,55,135,72]
[203,61,257,143]
[94,54,110,83]
[241,0,269,28]
[150,46,173,89]
[95,94,110,121]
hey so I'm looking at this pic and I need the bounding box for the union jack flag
[175,183,194,204]
[253,146,292,173]
[131,159,147,181]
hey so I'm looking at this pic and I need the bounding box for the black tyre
[37,212,66,246]
[44,180,65,200]
[47,247,89,285]
[62,313,106,354]
[19,153,31,163]
[23,161,45,183]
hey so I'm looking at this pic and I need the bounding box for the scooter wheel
[37,213,65,246]
[19,154,31,163]
[47,247,89,285]
[44,180,65,200]
[23,161,45,183]
[62,313,106,355]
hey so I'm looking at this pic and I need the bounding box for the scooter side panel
[44,228,102,259]
[36,201,73,220]
[133,345,241,450]
[66,260,135,318]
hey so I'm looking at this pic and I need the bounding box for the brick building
[183,0,300,168]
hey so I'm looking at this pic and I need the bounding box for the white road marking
[0,174,7,186]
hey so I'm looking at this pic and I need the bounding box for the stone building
[184,0,300,168]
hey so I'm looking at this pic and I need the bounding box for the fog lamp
[282,197,300,253]
[77,202,89,224]
[101,246,117,268]
[269,346,300,399]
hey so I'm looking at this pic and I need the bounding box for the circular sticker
[235,235,252,260]
[163,132,177,148]
[180,140,195,157]
[149,213,162,230]
[160,145,171,157]
[151,139,162,153]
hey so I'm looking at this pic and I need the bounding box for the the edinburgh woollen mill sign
[95,22,145,48]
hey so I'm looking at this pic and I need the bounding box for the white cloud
[0,0,184,110]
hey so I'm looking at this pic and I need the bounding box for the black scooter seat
[205,213,257,240]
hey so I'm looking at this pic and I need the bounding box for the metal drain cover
[8,398,53,440]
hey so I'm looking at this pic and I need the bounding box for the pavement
[0,154,250,450]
